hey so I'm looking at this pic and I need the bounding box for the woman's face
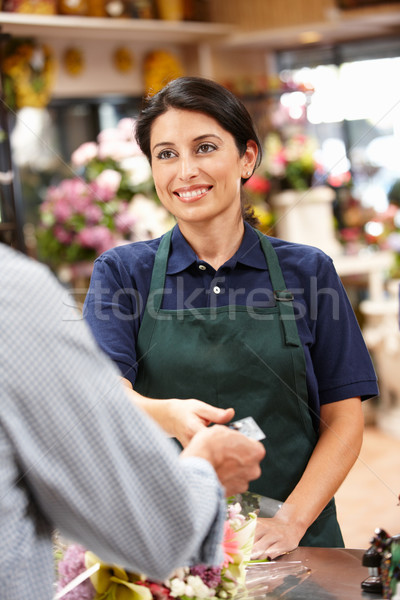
[149,108,257,228]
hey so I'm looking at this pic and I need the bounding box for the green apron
[135,227,344,547]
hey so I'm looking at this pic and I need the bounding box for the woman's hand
[166,399,235,447]
[251,513,305,560]
[122,380,235,446]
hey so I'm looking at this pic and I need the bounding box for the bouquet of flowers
[261,132,318,193]
[55,502,258,600]
[36,118,170,268]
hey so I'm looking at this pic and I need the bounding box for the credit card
[228,416,266,441]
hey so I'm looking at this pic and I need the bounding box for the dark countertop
[245,547,383,600]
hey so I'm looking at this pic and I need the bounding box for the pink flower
[115,205,136,233]
[137,580,173,600]
[117,117,136,139]
[244,173,270,194]
[53,198,73,223]
[71,142,98,167]
[190,565,222,588]
[222,521,240,568]
[54,225,73,244]
[56,544,95,600]
[65,178,91,197]
[49,178,93,215]
[386,232,400,252]
[76,225,116,253]
[339,227,360,243]
[84,203,103,224]
[97,127,127,143]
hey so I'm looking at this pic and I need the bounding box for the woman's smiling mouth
[174,186,212,200]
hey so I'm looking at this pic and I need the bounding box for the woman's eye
[157,149,176,160]
[197,143,216,154]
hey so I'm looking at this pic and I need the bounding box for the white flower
[169,567,189,582]
[184,585,194,598]
[228,503,242,520]
[120,155,152,186]
[128,195,174,241]
[186,575,215,598]
[169,578,188,598]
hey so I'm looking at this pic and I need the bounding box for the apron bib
[135,227,343,547]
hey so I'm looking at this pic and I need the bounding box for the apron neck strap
[137,229,173,347]
[148,228,173,310]
[255,229,301,347]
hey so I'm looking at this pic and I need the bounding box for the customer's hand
[251,512,305,560]
[181,424,265,497]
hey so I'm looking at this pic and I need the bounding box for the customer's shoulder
[1,243,60,290]
[0,243,67,318]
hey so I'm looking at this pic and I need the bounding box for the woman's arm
[121,377,235,447]
[252,396,364,559]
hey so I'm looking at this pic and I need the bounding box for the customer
[84,76,378,558]
[0,243,265,600]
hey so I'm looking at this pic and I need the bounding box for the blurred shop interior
[0,0,400,547]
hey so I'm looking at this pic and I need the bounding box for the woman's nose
[178,155,199,180]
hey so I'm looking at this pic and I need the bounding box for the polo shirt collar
[166,222,268,275]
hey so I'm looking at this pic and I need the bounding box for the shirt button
[213,286,221,294]
[198,264,206,271]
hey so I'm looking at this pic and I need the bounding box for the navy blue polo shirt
[84,222,378,430]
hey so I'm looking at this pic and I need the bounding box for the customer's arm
[2,250,263,580]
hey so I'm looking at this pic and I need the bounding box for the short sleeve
[309,254,378,404]
[83,254,143,385]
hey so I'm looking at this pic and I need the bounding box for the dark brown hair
[135,77,262,226]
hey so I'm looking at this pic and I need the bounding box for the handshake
[180,417,266,497]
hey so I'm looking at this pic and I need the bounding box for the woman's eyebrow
[152,133,223,153]
[152,141,174,152]
[193,134,223,143]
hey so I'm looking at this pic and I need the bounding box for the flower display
[36,118,170,268]
[261,132,319,193]
[1,37,56,110]
[55,502,257,600]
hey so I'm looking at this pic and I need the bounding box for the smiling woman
[83,77,378,561]
[147,108,258,253]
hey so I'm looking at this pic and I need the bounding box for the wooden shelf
[219,6,400,50]
[0,12,234,43]
[1,6,399,49]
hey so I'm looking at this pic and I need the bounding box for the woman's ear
[242,140,258,177]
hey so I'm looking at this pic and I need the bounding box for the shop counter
[245,547,382,600]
